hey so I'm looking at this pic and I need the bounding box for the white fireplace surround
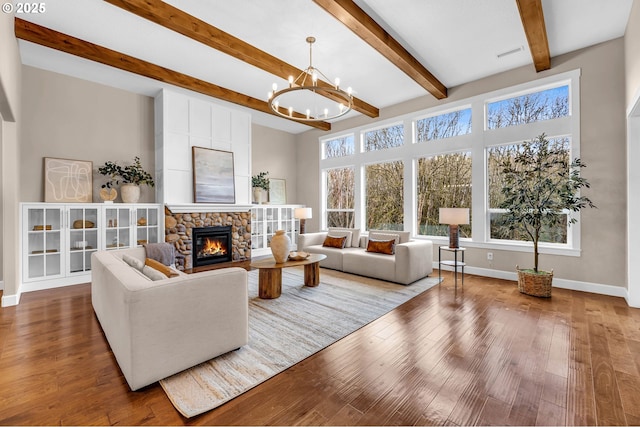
[155,89,252,207]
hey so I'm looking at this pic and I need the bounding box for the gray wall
[251,123,298,204]
[296,38,628,288]
[20,66,155,203]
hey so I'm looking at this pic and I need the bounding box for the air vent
[497,46,524,59]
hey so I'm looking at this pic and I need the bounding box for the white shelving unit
[251,205,302,257]
[21,203,162,292]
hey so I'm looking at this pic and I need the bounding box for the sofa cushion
[366,238,395,255]
[329,227,361,247]
[145,258,180,278]
[323,235,347,249]
[368,231,401,245]
[122,253,144,271]
[142,265,169,281]
[342,250,397,283]
[369,230,411,244]
[326,230,352,247]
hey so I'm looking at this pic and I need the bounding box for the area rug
[159,267,440,418]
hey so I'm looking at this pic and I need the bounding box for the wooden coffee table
[250,253,327,299]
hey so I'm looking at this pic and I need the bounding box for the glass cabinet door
[68,206,99,274]
[104,206,132,250]
[251,208,265,250]
[135,206,160,246]
[24,205,63,280]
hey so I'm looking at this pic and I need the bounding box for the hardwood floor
[1,271,640,425]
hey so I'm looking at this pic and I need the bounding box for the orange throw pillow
[366,238,395,255]
[322,235,347,249]
[145,258,179,277]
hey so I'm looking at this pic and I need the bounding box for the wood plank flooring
[1,271,640,425]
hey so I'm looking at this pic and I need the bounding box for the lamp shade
[294,207,312,220]
[439,208,469,225]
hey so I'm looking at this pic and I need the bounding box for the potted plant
[98,156,155,203]
[252,171,269,204]
[498,133,595,297]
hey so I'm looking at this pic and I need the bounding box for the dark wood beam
[14,18,330,131]
[516,0,551,72]
[313,0,447,100]
[103,0,379,119]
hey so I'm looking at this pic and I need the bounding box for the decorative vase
[121,183,141,203]
[253,187,263,204]
[270,230,291,263]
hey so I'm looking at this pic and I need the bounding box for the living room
[2,0,640,425]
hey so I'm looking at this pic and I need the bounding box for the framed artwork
[192,147,236,203]
[43,157,93,203]
[268,178,286,204]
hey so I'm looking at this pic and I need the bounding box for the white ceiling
[17,0,634,134]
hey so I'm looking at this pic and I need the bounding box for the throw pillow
[145,258,180,278]
[322,235,347,249]
[122,254,144,271]
[141,265,169,281]
[328,227,361,247]
[366,238,395,255]
[326,230,352,247]
[368,231,401,246]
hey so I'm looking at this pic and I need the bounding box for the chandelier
[268,36,353,122]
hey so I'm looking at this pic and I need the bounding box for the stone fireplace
[164,206,251,270]
[192,225,233,268]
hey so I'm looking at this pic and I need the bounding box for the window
[364,124,404,152]
[416,108,472,143]
[487,85,569,129]
[319,70,580,254]
[324,135,354,159]
[365,161,404,230]
[487,138,571,244]
[325,167,355,228]
[416,152,472,237]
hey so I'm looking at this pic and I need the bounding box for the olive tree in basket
[498,133,595,297]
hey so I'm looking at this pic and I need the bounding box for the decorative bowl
[288,251,310,261]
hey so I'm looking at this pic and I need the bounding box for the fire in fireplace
[192,226,232,267]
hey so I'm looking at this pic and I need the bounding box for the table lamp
[294,207,312,234]
[439,208,469,249]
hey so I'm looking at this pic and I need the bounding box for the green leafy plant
[252,171,270,191]
[98,156,155,188]
[499,133,595,272]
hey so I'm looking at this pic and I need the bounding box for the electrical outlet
[487,252,493,260]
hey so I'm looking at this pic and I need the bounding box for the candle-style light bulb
[312,71,318,85]
[334,77,340,89]
[288,76,294,87]
[324,108,328,117]
[306,109,310,119]
[288,106,293,116]
[347,87,353,96]
[272,83,278,91]
[274,101,279,110]
[268,91,272,99]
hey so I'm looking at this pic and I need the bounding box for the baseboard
[436,263,629,300]
[1,291,20,307]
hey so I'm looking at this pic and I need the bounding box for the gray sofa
[91,247,248,391]
[298,229,433,285]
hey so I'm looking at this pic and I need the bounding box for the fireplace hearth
[192,226,232,268]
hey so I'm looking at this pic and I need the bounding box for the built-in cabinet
[21,203,162,291]
[251,205,301,257]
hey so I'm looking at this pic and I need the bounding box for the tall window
[325,167,355,228]
[488,138,571,243]
[366,161,404,230]
[417,152,472,236]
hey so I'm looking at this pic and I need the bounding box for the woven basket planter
[516,266,553,298]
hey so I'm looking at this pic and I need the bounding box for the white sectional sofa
[298,228,433,285]
[91,247,248,391]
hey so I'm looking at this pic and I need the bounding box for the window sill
[416,236,581,257]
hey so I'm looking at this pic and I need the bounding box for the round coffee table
[250,253,327,299]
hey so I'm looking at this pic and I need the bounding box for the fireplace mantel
[165,204,253,214]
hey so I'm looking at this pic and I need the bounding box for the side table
[439,246,466,289]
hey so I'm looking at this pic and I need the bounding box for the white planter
[121,183,141,204]
[253,187,263,204]
[270,230,291,263]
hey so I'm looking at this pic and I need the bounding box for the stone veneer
[164,207,251,270]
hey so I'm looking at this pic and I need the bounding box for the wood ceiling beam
[14,18,330,131]
[516,0,551,72]
[103,0,379,119]
[313,0,447,100]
